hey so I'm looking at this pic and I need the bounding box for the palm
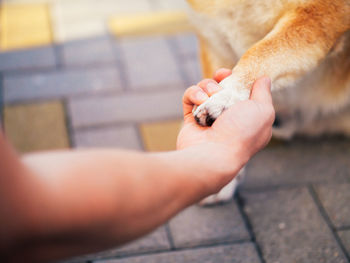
[177,121,209,150]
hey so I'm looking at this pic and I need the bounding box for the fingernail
[196,90,209,101]
[207,82,220,94]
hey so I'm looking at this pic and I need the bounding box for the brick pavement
[1,1,350,262]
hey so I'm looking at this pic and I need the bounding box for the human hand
[177,69,275,187]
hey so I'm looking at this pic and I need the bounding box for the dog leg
[194,1,350,126]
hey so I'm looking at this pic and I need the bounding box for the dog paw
[193,76,250,126]
[199,168,245,206]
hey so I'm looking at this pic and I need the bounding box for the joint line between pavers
[53,43,64,69]
[240,183,315,194]
[337,225,350,231]
[73,115,183,133]
[108,34,130,93]
[62,98,75,148]
[164,223,176,250]
[308,184,350,262]
[134,123,147,152]
[166,37,192,87]
[235,193,267,263]
[101,239,253,261]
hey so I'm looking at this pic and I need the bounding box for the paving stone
[69,89,184,128]
[242,187,347,263]
[95,243,260,263]
[339,230,350,256]
[0,46,56,72]
[4,66,122,102]
[52,0,152,22]
[109,12,191,38]
[151,0,189,11]
[119,37,184,91]
[63,227,170,262]
[51,0,152,42]
[168,202,250,248]
[140,119,182,151]
[0,3,52,50]
[243,137,350,189]
[172,33,199,57]
[61,35,117,67]
[73,125,142,150]
[4,101,69,153]
[182,56,202,85]
[53,18,107,43]
[314,184,350,228]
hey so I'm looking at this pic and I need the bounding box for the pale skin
[0,69,274,262]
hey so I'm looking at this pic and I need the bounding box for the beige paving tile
[109,11,192,37]
[53,19,106,42]
[2,0,55,3]
[53,0,152,20]
[0,3,52,50]
[140,120,182,152]
[4,101,69,153]
[152,0,189,11]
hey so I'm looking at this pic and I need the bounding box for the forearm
[9,144,242,262]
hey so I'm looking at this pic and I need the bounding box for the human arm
[0,71,274,262]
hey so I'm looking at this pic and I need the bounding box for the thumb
[250,76,272,104]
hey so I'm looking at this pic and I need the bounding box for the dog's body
[187,0,350,204]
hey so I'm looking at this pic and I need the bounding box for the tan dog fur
[188,0,350,138]
[187,0,350,204]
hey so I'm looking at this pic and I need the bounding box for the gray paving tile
[243,137,350,189]
[0,46,56,72]
[63,227,170,262]
[339,230,350,256]
[4,66,122,103]
[69,89,184,128]
[314,184,350,228]
[243,187,347,263]
[62,36,117,67]
[94,243,261,263]
[182,56,202,85]
[120,37,184,91]
[73,125,142,150]
[172,33,199,57]
[168,202,249,248]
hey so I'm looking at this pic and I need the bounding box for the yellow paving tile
[109,11,193,37]
[4,101,70,153]
[140,120,182,152]
[0,3,52,50]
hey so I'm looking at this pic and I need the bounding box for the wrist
[175,143,247,196]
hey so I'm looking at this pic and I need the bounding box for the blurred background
[0,0,199,153]
[0,1,350,263]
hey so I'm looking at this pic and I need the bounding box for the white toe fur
[199,168,246,206]
[193,75,250,126]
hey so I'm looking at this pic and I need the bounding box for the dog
[187,0,350,205]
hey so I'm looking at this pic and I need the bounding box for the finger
[250,76,273,105]
[214,68,232,82]
[197,78,216,90]
[197,79,222,96]
[183,85,209,117]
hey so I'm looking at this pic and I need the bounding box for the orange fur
[188,0,350,137]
